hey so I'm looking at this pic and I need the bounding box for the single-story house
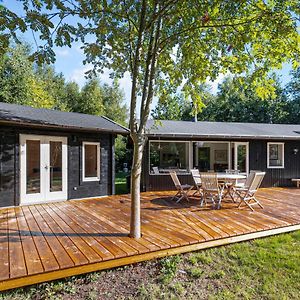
[0,102,128,208]
[142,120,300,191]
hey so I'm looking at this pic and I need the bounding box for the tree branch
[129,0,147,133]
[139,7,162,133]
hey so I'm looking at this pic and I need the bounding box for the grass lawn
[1,231,300,299]
[115,171,129,195]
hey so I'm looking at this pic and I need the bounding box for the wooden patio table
[195,173,247,205]
[216,173,247,203]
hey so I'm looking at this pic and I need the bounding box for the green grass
[115,171,129,194]
[1,231,300,299]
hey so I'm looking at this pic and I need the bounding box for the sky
[3,1,294,111]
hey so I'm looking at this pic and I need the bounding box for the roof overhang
[0,119,130,135]
[146,133,300,140]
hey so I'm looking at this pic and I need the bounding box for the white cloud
[207,73,227,94]
[56,48,70,57]
[69,64,93,86]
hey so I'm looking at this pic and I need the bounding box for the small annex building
[0,102,128,208]
[142,120,300,191]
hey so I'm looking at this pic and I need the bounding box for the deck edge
[1,224,300,292]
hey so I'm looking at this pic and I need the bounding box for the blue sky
[4,1,294,109]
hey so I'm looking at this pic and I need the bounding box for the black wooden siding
[0,125,116,208]
[142,139,300,191]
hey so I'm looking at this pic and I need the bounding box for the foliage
[151,94,191,121]
[0,44,55,108]
[285,67,300,124]
[152,75,299,124]
[115,171,129,195]
[198,76,291,123]
[102,80,128,126]
[159,255,181,284]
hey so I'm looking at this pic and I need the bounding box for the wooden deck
[1,187,300,291]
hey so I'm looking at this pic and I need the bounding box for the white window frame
[233,142,249,174]
[267,142,285,169]
[82,142,101,182]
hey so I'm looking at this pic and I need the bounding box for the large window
[82,142,100,181]
[194,142,229,172]
[149,141,189,174]
[267,142,284,168]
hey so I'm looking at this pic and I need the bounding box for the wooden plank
[43,203,106,262]
[7,208,27,279]
[0,209,10,281]
[28,205,74,270]
[1,223,300,292]
[22,206,60,272]
[36,205,90,266]
[14,207,44,276]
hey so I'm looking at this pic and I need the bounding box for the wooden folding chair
[170,171,193,203]
[200,172,224,209]
[235,172,265,211]
[191,169,203,202]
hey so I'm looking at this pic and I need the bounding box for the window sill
[82,177,101,182]
[267,166,285,169]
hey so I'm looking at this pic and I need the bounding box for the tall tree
[198,76,290,123]
[74,78,105,115]
[102,81,128,126]
[35,65,69,111]
[0,44,55,108]
[285,68,300,124]
[2,1,299,238]
[152,95,190,120]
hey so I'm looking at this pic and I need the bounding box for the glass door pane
[26,140,40,194]
[236,144,247,173]
[49,141,63,192]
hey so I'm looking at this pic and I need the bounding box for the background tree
[198,76,290,123]
[0,44,55,108]
[1,0,299,238]
[285,68,300,124]
[35,65,69,111]
[102,81,128,125]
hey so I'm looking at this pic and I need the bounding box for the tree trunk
[129,133,145,239]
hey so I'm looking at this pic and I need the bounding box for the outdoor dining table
[194,173,247,203]
[216,173,246,181]
[215,173,247,202]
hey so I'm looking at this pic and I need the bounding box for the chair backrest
[191,169,201,185]
[200,172,219,190]
[170,171,181,189]
[152,166,159,174]
[243,171,256,188]
[248,172,265,192]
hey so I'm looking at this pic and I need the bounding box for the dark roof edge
[101,115,130,133]
[0,119,129,135]
[146,133,300,140]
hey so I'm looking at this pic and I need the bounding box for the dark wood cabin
[142,120,300,191]
[0,102,128,208]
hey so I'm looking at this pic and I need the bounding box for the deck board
[0,187,300,291]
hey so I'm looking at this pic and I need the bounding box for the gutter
[146,133,300,140]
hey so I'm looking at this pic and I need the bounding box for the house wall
[0,125,116,208]
[142,138,300,191]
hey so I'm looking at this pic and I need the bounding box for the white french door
[234,142,249,174]
[20,134,68,205]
